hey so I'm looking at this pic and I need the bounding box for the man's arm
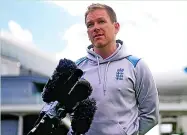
[135,59,159,135]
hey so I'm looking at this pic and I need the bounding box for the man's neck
[94,41,117,59]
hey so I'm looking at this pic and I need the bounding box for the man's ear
[114,22,120,34]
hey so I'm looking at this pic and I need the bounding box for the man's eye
[99,20,105,24]
[87,23,93,28]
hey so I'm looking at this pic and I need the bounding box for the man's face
[86,9,120,48]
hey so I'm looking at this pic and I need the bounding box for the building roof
[0,35,58,77]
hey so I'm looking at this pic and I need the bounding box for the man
[68,3,159,135]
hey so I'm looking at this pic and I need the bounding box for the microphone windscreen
[70,78,93,99]
[64,78,93,111]
[42,58,83,103]
[71,98,97,134]
[56,58,77,73]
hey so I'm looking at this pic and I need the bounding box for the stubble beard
[92,39,110,49]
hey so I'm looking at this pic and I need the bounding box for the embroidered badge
[116,68,124,80]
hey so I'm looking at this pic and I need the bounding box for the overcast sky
[1,1,187,74]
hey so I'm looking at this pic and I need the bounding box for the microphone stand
[27,103,67,135]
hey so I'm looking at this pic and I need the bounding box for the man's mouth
[94,34,104,39]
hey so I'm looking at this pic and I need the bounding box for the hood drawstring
[96,57,111,95]
[103,62,110,95]
[96,57,101,84]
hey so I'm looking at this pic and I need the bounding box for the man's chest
[80,63,136,102]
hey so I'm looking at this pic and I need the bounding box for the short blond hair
[85,3,117,23]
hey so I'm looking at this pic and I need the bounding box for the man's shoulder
[75,56,88,66]
[125,55,152,74]
[125,55,141,68]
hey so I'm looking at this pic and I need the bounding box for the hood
[86,39,129,64]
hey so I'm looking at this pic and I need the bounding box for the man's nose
[93,24,100,32]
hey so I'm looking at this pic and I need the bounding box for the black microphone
[71,98,97,135]
[27,58,93,135]
[28,79,94,135]
[64,78,93,112]
[42,58,83,103]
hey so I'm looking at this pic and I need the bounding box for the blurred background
[1,0,187,135]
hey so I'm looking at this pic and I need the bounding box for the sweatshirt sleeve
[134,59,159,135]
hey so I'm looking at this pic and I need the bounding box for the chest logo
[116,68,124,80]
